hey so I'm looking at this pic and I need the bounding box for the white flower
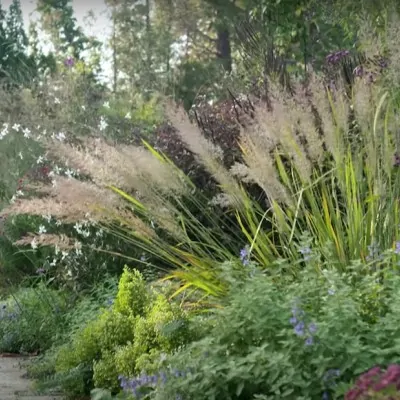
[38,225,47,234]
[23,127,31,138]
[54,97,61,104]
[10,195,16,204]
[125,112,131,119]
[36,155,44,164]
[65,169,74,179]
[12,123,20,131]
[16,190,23,197]
[18,152,23,160]
[61,251,69,260]
[56,131,66,141]
[81,105,86,110]
[50,258,57,267]
[103,101,110,108]
[55,220,62,226]
[42,214,52,223]
[31,238,38,250]
[99,116,108,131]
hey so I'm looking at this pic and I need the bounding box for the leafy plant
[138,263,400,400]
[0,282,67,353]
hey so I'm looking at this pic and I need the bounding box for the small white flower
[53,165,62,174]
[10,195,16,203]
[125,112,131,119]
[56,131,66,141]
[23,127,31,138]
[18,151,23,160]
[50,258,57,267]
[61,251,69,260]
[51,179,57,187]
[55,220,62,226]
[103,101,110,108]
[81,105,86,110]
[12,123,20,131]
[54,97,61,104]
[42,214,52,223]
[38,225,47,234]
[99,116,108,131]
[65,169,74,179]
[31,238,38,250]
[16,190,23,197]
[36,155,44,164]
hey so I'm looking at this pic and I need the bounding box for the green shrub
[93,351,120,392]
[114,266,150,317]
[38,269,193,397]
[115,292,191,378]
[0,283,67,353]
[143,264,400,400]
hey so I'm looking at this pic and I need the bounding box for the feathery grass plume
[307,73,338,157]
[14,233,77,250]
[1,177,123,223]
[164,102,246,209]
[385,12,400,90]
[45,138,138,191]
[236,127,291,207]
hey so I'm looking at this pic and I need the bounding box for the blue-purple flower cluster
[119,370,185,399]
[290,302,317,346]
[239,245,250,266]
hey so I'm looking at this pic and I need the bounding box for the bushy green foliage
[35,268,190,397]
[114,266,150,316]
[146,264,400,400]
[0,282,67,353]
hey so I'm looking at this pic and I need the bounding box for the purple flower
[395,241,400,255]
[326,50,350,65]
[328,288,336,295]
[64,56,75,67]
[239,246,250,266]
[294,321,305,336]
[36,268,46,275]
[305,336,314,346]
[308,322,317,334]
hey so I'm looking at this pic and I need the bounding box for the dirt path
[0,356,63,400]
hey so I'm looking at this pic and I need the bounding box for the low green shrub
[36,268,191,398]
[122,263,400,400]
[0,282,67,353]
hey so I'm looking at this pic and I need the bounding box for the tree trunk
[216,26,232,72]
